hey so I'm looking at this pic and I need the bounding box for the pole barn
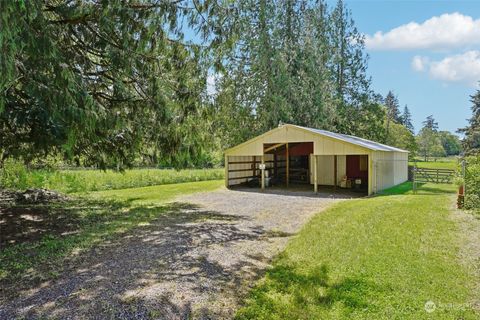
[224,124,409,195]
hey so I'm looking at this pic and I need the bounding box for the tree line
[0,0,472,169]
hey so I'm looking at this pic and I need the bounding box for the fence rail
[412,167,455,184]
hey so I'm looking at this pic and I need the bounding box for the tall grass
[0,160,224,193]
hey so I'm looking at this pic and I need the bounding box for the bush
[464,194,480,210]
[459,156,480,209]
[0,159,31,190]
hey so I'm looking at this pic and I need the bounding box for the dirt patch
[0,189,79,247]
[0,188,347,319]
[0,188,69,205]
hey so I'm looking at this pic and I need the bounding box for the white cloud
[411,55,429,72]
[366,13,480,51]
[412,51,480,86]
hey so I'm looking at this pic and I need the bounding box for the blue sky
[331,0,480,134]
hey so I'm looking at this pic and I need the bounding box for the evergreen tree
[384,91,400,142]
[423,115,439,131]
[401,105,414,133]
[329,0,379,139]
[0,0,232,168]
[458,89,480,155]
[384,91,401,123]
[417,115,442,161]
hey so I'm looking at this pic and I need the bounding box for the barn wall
[226,125,370,157]
[393,152,409,185]
[309,155,347,186]
[372,151,408,192]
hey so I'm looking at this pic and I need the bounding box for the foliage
[458,89,480,155]
[0,0,234,168]
[0,180,223,281]
[0,159,223,193]
[385,121,417,156]
[236,183,478,319]
[416,115,444,161]
[462,155,480,210]
[384,90,402,123]
[214,0,384,150]
[400,105,414,133]
[422,114,439,131]
[439,131,462,156]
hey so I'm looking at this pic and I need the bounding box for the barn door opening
[345,155,369,192]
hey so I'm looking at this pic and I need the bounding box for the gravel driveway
[1,188,351,319]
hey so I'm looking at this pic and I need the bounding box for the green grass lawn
[236,182,478,319]
[0,180,223,282]
[409,157,458,170]
[86,179,223,205]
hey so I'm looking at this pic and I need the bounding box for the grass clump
[236,183,478,319]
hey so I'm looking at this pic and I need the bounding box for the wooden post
[274,154,277,178]
[286,143,290,187]
[225,155,229,188]
[261,155,265,190]
[334,155,337,191]
[313,155,318,193]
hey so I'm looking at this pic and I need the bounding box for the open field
[236,183,479,319]
[0,165,224,193]
[409,157,459,170]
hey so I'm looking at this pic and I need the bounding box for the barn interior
[227,141,368,194]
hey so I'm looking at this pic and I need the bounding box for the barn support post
[261,155,265,190]
[224,155,229,188]
[334,155,337,191]
[274,154,277,178]
[313,155,318,193]
[286,143,290,187]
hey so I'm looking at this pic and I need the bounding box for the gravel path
[1,188,351,319]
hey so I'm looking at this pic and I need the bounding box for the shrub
[464,194,480,210]
[0,159,30,190]
[459,156,480,210]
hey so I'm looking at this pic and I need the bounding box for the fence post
[413,166,416,194]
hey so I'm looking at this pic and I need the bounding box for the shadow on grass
[0,197,150,247]
[0,197,274,319]
[237,263,381,319]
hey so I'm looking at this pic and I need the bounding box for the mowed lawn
[86,179,223,205]
[236,183,479,319]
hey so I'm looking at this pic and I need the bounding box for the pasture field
[409,157,459,170]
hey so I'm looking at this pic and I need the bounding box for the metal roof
[290,124,409,153]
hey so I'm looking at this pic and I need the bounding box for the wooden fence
[413,167,455,184]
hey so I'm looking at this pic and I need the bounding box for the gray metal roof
[290,125,409,153]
